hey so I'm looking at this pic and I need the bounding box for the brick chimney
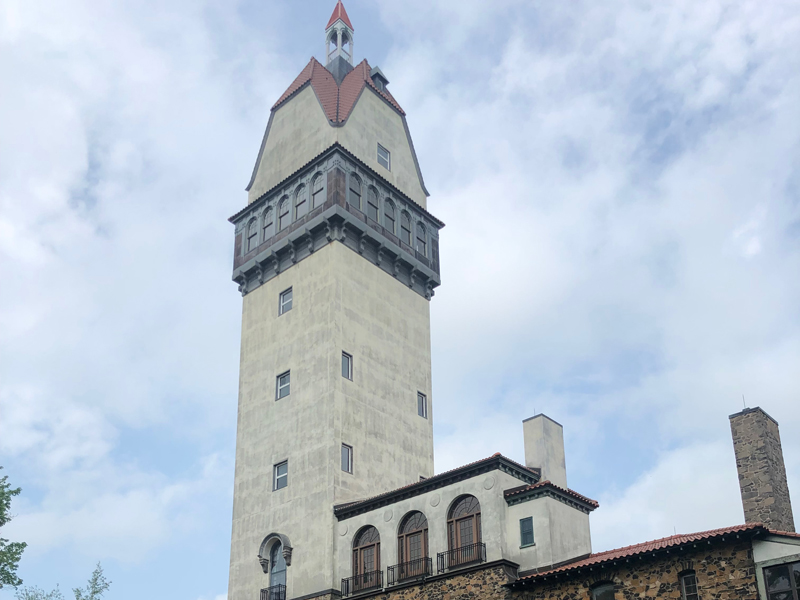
[729,407,795,532]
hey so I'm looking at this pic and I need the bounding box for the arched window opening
[679,571,699,600]
[311,174,324,209]
[400,212,411,246]
[341,31,352,59]
[416,223,427,257]
[384,200,396,234]
[352,526,380,592]
[367,187,379,222]
[591,583,616,600]
[247,219,258,253]
[446,495,481,566]
[397,512,429,579]
[269,541,287,597]
[295,185,308,220]
[263,208,274,242]
[278,197,290,231]
[348,174,362,210]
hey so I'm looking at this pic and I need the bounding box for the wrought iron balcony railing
[436,542,487,574]
[341,570,383,597]
[260,584,286,600]
[387,557,432,585]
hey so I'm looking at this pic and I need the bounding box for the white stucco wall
[248,85,428,209]
[228,242,435,600]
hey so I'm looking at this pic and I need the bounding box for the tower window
[680,572,699,600]
[384,200,396,234]
[273,461,288,490]
[263,208,274,241]
[295,184,308,220]
[367,187,379,222]
[520,517,534,547]
[247,219,258,253]
[349,174,362,210]
[276,371,291,400]
[312,173,324,209]
[342,352,353,380]
[341,444,353,473]
[377,144,391,171]
[279,288,293,315]
[278,197,290,231]
[416,223,427,257]
[417,392,427,418]
[400,212,412,246]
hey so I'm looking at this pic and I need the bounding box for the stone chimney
[729,407,795,532]
[523,414,568,488]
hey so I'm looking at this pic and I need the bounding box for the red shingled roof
[504,480,599,508]
[272,58,404,122]
[326,0,354,31]
[512,523,767,585]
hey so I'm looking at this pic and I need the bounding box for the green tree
[14,586,65,600]
[0,466,27,589]
[72,564,110,600]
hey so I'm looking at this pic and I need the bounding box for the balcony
[387,557,432,585]
[436,542,487,574]
[260,584,286,600]
[341,570,383,597]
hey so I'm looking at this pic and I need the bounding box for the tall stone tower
[730,407,795,532]
[227,3,443,600]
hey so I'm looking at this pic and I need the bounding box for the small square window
[520,517,534,547]
[342,352,353,380]
[417,392,428,418]
[279,288,293,315]
[377,144,391,171]
[276,371,291,400]
[273,461,288,490]
[341,444,353,474]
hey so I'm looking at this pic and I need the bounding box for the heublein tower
[227,3,443,599]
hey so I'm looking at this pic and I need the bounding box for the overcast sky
[1,0,799,598]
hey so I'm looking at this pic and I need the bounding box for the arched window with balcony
[246,219,258,253]
[311,173,324,209]
[384,200,396,234]
[445,495,482,568]
[396,512,429,580]
[350,526,381,594]
[262,208,274,242]
[269,542,287,599]
[415,223,427,257]
[400,212,411,246]
[348,174,362,210]
[295,185,308,220]
[278,197,290,231]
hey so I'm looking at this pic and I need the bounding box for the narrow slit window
[377,144,391,171]
[295,185,308,220]
[401,212,412,246]
[279,288,293,315]
[384,200,396,234]
[680,573,699,600]
[273,461,288,490]
[417,392,428,418]
[276,371,291,400]
[367,188,379,222]
[520,517,534,547]
[416,223,427,257]
[311,174,324,208]
[342,352,353,380]
[341,444,353,474]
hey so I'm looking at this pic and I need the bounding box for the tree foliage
[14,564,110,600]
[14,586,65,600]
[0,466,27,589]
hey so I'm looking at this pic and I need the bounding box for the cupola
[325,1,354,83]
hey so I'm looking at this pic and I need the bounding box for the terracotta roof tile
[504,480,599,508]
[326,0,354,31]
[272,58,405,123]
[512,523,767,585]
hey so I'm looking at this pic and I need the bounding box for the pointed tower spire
[325,0,355,82]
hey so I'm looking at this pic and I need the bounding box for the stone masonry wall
[513,540,757,600]
[730,407,796,532]
[355,564,515,600]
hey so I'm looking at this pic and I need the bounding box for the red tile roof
[770,529,800,538]
[504,480,599,509]
[272,58,404,122]
[511,523,768,585]
[326,0,354,31]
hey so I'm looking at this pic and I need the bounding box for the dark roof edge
[231,142,445,228]
[521,413,563,427]
[334,455,540,521]
[729,406,779,426]
[507,524,768,588]
[504,482,599,513]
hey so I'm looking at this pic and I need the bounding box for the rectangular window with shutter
[520,517,534,547]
